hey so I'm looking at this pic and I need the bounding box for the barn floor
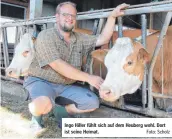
[0,79,169,139]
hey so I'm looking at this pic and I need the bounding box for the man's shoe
[52,105,70,129]
[30,115,46,136]
[30,121,46,136]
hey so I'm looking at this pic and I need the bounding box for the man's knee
[29,96,52,116]
[89,96,100,109]
[65,101,99,114]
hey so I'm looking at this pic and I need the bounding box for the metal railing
[1,1,172,117]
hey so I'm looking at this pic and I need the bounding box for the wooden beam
[1,0,28,7]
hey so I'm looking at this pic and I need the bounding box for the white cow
[6,33,35,78]
[92,37,149,102]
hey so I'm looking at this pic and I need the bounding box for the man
[23,1,129,135]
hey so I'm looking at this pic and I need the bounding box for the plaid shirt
[28,27,97,84]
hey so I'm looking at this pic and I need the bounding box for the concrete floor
[1,79,169,139]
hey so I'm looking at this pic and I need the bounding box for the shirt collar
[55,27,76,44]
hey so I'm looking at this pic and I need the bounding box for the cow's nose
[99,89,111,99]
[6,68,18,78]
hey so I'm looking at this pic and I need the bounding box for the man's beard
[60,23,74,32]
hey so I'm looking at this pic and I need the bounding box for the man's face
[56,4,77,32]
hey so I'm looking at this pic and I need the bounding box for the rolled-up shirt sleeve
[35,31,61,68]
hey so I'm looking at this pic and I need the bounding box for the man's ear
[91,49,109,63]
[137,48,150,64]
[55,13,59,22]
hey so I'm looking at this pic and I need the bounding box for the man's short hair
[56,1,77,13]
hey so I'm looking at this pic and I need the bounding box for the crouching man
[23,1,129,135]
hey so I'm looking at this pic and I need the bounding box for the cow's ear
[91,49,109,63]
[133,41,143,49]
[137,48,150,63]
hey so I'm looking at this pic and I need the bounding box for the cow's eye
[22,51,29,57]
[128,61,133,65]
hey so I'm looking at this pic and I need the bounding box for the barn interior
[1,0,172,117]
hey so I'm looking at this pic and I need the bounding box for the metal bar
[89,58,94,91]
[152,93,172,99]
[77,0,172,15]
[92,19,99,35]
[1,3,172,28]
[149,13,154,29]
[77,3,172,20]
[118,17,123,37]
[42,23,47,30]
[0,67,6,70]
[109,37,113,49]
[2,28,10,69]
[1,0,28,7]
[1,75,24,84]
[21,26,26,35]
[148,12,172,110]
[1,1,27,9]
[117,16,124,107]
[14,26,19,48]
[30,0,43,19]
[124,105,172,118]
[96,18,105,35]
[141,14,147,109]
[124,105,145,112]
[33,24,37,33]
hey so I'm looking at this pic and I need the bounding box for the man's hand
[87,75,104,90]
[110,3,130,18]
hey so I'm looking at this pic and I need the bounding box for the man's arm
[96,3,130,47]
[49,59,104,89]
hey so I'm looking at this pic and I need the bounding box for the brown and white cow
[92,37,149,102]
[92,25,172,102]
[146,26,172,96]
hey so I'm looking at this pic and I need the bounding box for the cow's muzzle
[6,68,20,78]
[99,88,119,102]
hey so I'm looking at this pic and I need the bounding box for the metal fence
[1,0,172,117]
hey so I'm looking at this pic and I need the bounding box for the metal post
[92,19,99,35]
[96,18,106,35]
[118,17,123,37]
[42,23,47,30]
[2,27,10,69]
[30,0,43,19]
[149,13,154,29]
[117,16,124,107]
[89,58,94,91]
[22,26,27,35]
[14,26,19,48]
[141,14,147,109]
[148,12,172,110]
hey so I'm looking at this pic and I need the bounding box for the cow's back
[146,26,172,95]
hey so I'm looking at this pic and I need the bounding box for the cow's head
[91,37,149,102]
[6,33,35,78]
